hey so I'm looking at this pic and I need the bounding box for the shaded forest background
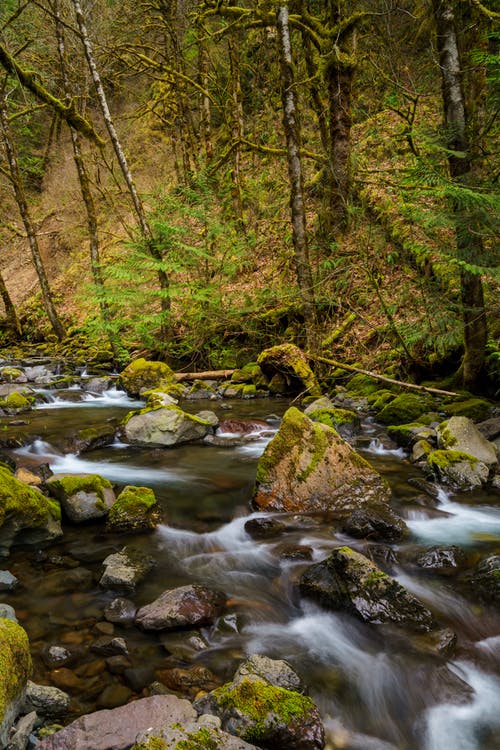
[0,0,498,393]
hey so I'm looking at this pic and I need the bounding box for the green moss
[387,422,426,447]
[366,389,395,409]
[437,422,457,448]
[428,450,478,471]
[0,367,23,381]
[174,727,219,750]
[0,467,61,525]
[242,384,257,397]
[0,392,32,410]
[441,398,492,421]
[308,407,359,431]
[213,677,315,743]
[257,344,321,398]
[377,393,429,425]
[299,422,327,482]
[256,407,313,484]
[0,618,32,724]
[47,474,111,503]
[107,486,156,526]
[346,374,381,396]
[131,737,168,750]
[119,358,176,396]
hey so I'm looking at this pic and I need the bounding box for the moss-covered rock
[307,407,361,437]
[119,358,177,397]
[0,367,26,383]
[0,618,32,746]
[377,393,430,425]
[257,344,322,398]
[387,422,436,448]
[427,450,489,488]
[345,374,381,397]
[253,408,404,537]
[436,417,497,468]
[186,380,217,400]
[0,391,33,414]
[441,398,492,422]
[194,677,324,749]
[0,467,62,557]
[123,405,215,447]
[106,486,162,534]
[46,473,115,523]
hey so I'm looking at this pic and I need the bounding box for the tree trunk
[71,0,172,345]
[228,36,245,226]
[276,6,317,354]
[0,90,65,340]
[0,271,21,336]
[432,0,488,390]
[54,0,121,361]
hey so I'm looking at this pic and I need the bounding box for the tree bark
[0,90,65,340]
[276,5,317,354]
[228,36,245,226]
[0,270,21,336]
[432,0,488,390]
[71,0,172,344]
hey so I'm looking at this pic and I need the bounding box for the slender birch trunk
[276,6,317,353]
[0,90,65,340]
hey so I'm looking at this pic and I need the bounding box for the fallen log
[312,355,461,398]
[175,369,235,382]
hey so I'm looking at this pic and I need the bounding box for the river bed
[2,379,500,750]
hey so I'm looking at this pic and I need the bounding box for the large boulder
[194,676,324,749]
[436,416,497,469]
[427,450,489,489]
[299,546,436,632]
[37,694,197,750]
[105,485,162,534]
[0,467,62,557]
[257,344,322,398]
[123,405,216,447]
[0,618,32,747]
[252,408,400,524]
[46,474,115,522]
[133,720,260,750]
[119,358,177,397]
[135,584,226,631]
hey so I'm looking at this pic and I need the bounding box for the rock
[67,424,117,454]
[105,486,162,534]
[41,645,74,669]
[436,416,497,469]
[252,407,400,525]
[14,467,43,486]
[0,619,32,747]
[6,710,37,750]
[36,694,197,750]
[155,665,221,697]
[23,681,70,717]
[99,548,155,592]
[233,654,305,693]
[257,344,322,398]
[82,377,114,394]
[0,391,33,415]
[123,405,215,447]
[441,397,492,421]
[377,394,430,425]
[37,567,94,597]
[410,627,457,658]
[185,379,218,400]
[103,598,137,626]
[0,467,62,558]
[160,629,209,660]
[119,358,177,397]
[341,507,407,542]
[244,516,287,539]
[46,474,115,523]
[476,416,500,442]
[194,676,325,749]
[307,407,361,438]
[91,637,128,657]
[387,422,437,449]
[468,555,500,603]
[134,721,260,750]
[135,584,226,630]
[96,684,133,710]
[299,546,436,632]
[0,368,26,383]
[304,397,335,414]
[0,571,18,591]
[413,545,468,575]
[279,544,313,561]
[0,604,18,622]
[427,450,489,489]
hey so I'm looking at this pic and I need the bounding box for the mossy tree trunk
[432,0,488,390]
[0,270,21,336]
[276,6,317,353]
[0,87,65,341]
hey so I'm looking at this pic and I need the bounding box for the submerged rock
[135,584,226,631]
[252,408,403,537]
[0,467,62,557]
[299,546,436,632]
[99,548,155,593]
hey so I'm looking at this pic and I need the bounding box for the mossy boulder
[377,393,430,425]
[468,555,500,604]
[345,374,381,397]
[253,408,402,530]
[185,380,218,400]
[436,417,497,469]
[0,618,32,746]
[299,546,436,632]
[119,358,177,397]
[306,407,361,437]
[46,473,115,522]
[106,486,162,534]
[257,344,322,398]
[194,677,324,749]
[0,467,62,557]
[441,398,492,422]
[387,422,437,449]
[0,367,26,383]
[133,723,260,750]
[427,450,489,489]
[0,391,33,414]
[123,405,216,447]
[231,363,267,389]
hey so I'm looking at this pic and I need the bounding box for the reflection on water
[3,388,500,748]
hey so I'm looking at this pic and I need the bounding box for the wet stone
[123,666,155,693]
[244,516,287,539]
[135,584,226,631]
[90,636,128,657]
[23,681,71,718]
[0,570,18,591]
[413,545,468,575]
[106,655,132,675]
[93,621,114,636]
[103,597,137,626]
[279,544,314,561]
[41,645,74,669]
[160,629,209,659]
[96,683,134,710]
[49,668,86,694]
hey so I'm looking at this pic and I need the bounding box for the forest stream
[2,371,500,750]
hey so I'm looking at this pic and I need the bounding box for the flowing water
[2,380,500,749]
